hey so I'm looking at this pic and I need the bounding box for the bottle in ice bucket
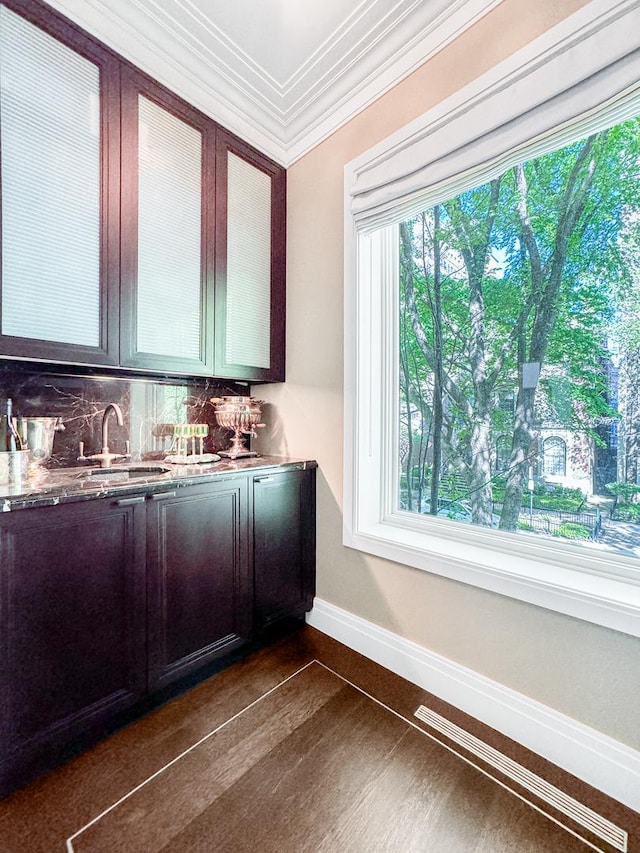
[1,398,23,452]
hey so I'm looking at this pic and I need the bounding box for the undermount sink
[81,464,172,479]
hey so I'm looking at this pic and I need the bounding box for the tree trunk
[429,206,444,516]
[446,180,501,527]
[499,386,536,530]
[469,402,494,525]
[499,135,601,529]
[399,332,414,511]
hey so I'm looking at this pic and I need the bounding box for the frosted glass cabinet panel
[225,153,271,369]
[120,72,215,375]
[0,2,119,365]
[215,131,286,383]
[136,97,201,359]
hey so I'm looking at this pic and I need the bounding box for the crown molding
[286,0,502,164]
[42,0,500,165]
[42,0,290,162]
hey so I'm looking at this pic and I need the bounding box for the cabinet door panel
[120,70,215,375]
[0,498,146,793]
[253,469,315,627]
[225,152,272,369]
[0,0,119,366]
[147,480,250,690]
[215,131,286,382]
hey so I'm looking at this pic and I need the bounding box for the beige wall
[257,0,640,749]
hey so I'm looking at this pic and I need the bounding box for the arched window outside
[543,437,566,477]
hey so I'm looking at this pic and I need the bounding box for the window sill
[345,513,640,638]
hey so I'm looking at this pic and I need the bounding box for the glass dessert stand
[159,423,220,464]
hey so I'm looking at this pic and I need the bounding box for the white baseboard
[306,598,640,813]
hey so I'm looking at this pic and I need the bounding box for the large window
[398,116,640,552]
[344,1,640,638]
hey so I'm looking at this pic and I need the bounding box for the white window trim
[343,0,640,639]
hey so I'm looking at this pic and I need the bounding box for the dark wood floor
[0,627,637,852]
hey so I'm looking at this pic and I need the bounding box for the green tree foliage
[399,114,640,531]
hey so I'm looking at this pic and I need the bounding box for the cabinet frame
[119,67,217,375]
[0,0,121,367]
[214,129,286,382]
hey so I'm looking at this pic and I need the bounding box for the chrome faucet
[78,403,130,468]
[102,403,123,456]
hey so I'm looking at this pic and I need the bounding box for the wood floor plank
[158,675,593,853]
[157,681,408,853]
[302,628,640,853]
[313,726,491,853]
[71,664,344,852]
[0,635,315,853]
[473,787,598,853]
[308,694,598,853]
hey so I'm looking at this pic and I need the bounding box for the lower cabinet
[0,464,315,796]
[253,468,316,627]
[0,497,147,793]
[147,479,251,690]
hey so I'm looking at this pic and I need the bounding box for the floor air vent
[414,705,627,853]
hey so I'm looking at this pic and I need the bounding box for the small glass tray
[163,453,221,465]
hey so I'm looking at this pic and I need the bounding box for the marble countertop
[0,456,317,512]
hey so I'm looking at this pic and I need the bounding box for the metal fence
[517,509,602,540]
[401,487,605,540]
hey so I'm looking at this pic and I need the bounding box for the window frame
[343,2,640,640]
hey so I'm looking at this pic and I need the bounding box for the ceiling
[45,0,500,164]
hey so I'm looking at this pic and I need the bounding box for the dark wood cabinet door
[0,496,146,794]
[214,130,286,383]
[0,0,120,367]
[253,468,316,627]
[147,480,251,690]
[119,68,216,375]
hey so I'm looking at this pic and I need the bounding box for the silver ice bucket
[19,416,65,465]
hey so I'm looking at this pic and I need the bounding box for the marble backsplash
[0,364,249,467]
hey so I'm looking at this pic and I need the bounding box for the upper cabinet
[119,70,216,376]
[215,131,286,383]
[0,0,120,366]
[0,0,286,382]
